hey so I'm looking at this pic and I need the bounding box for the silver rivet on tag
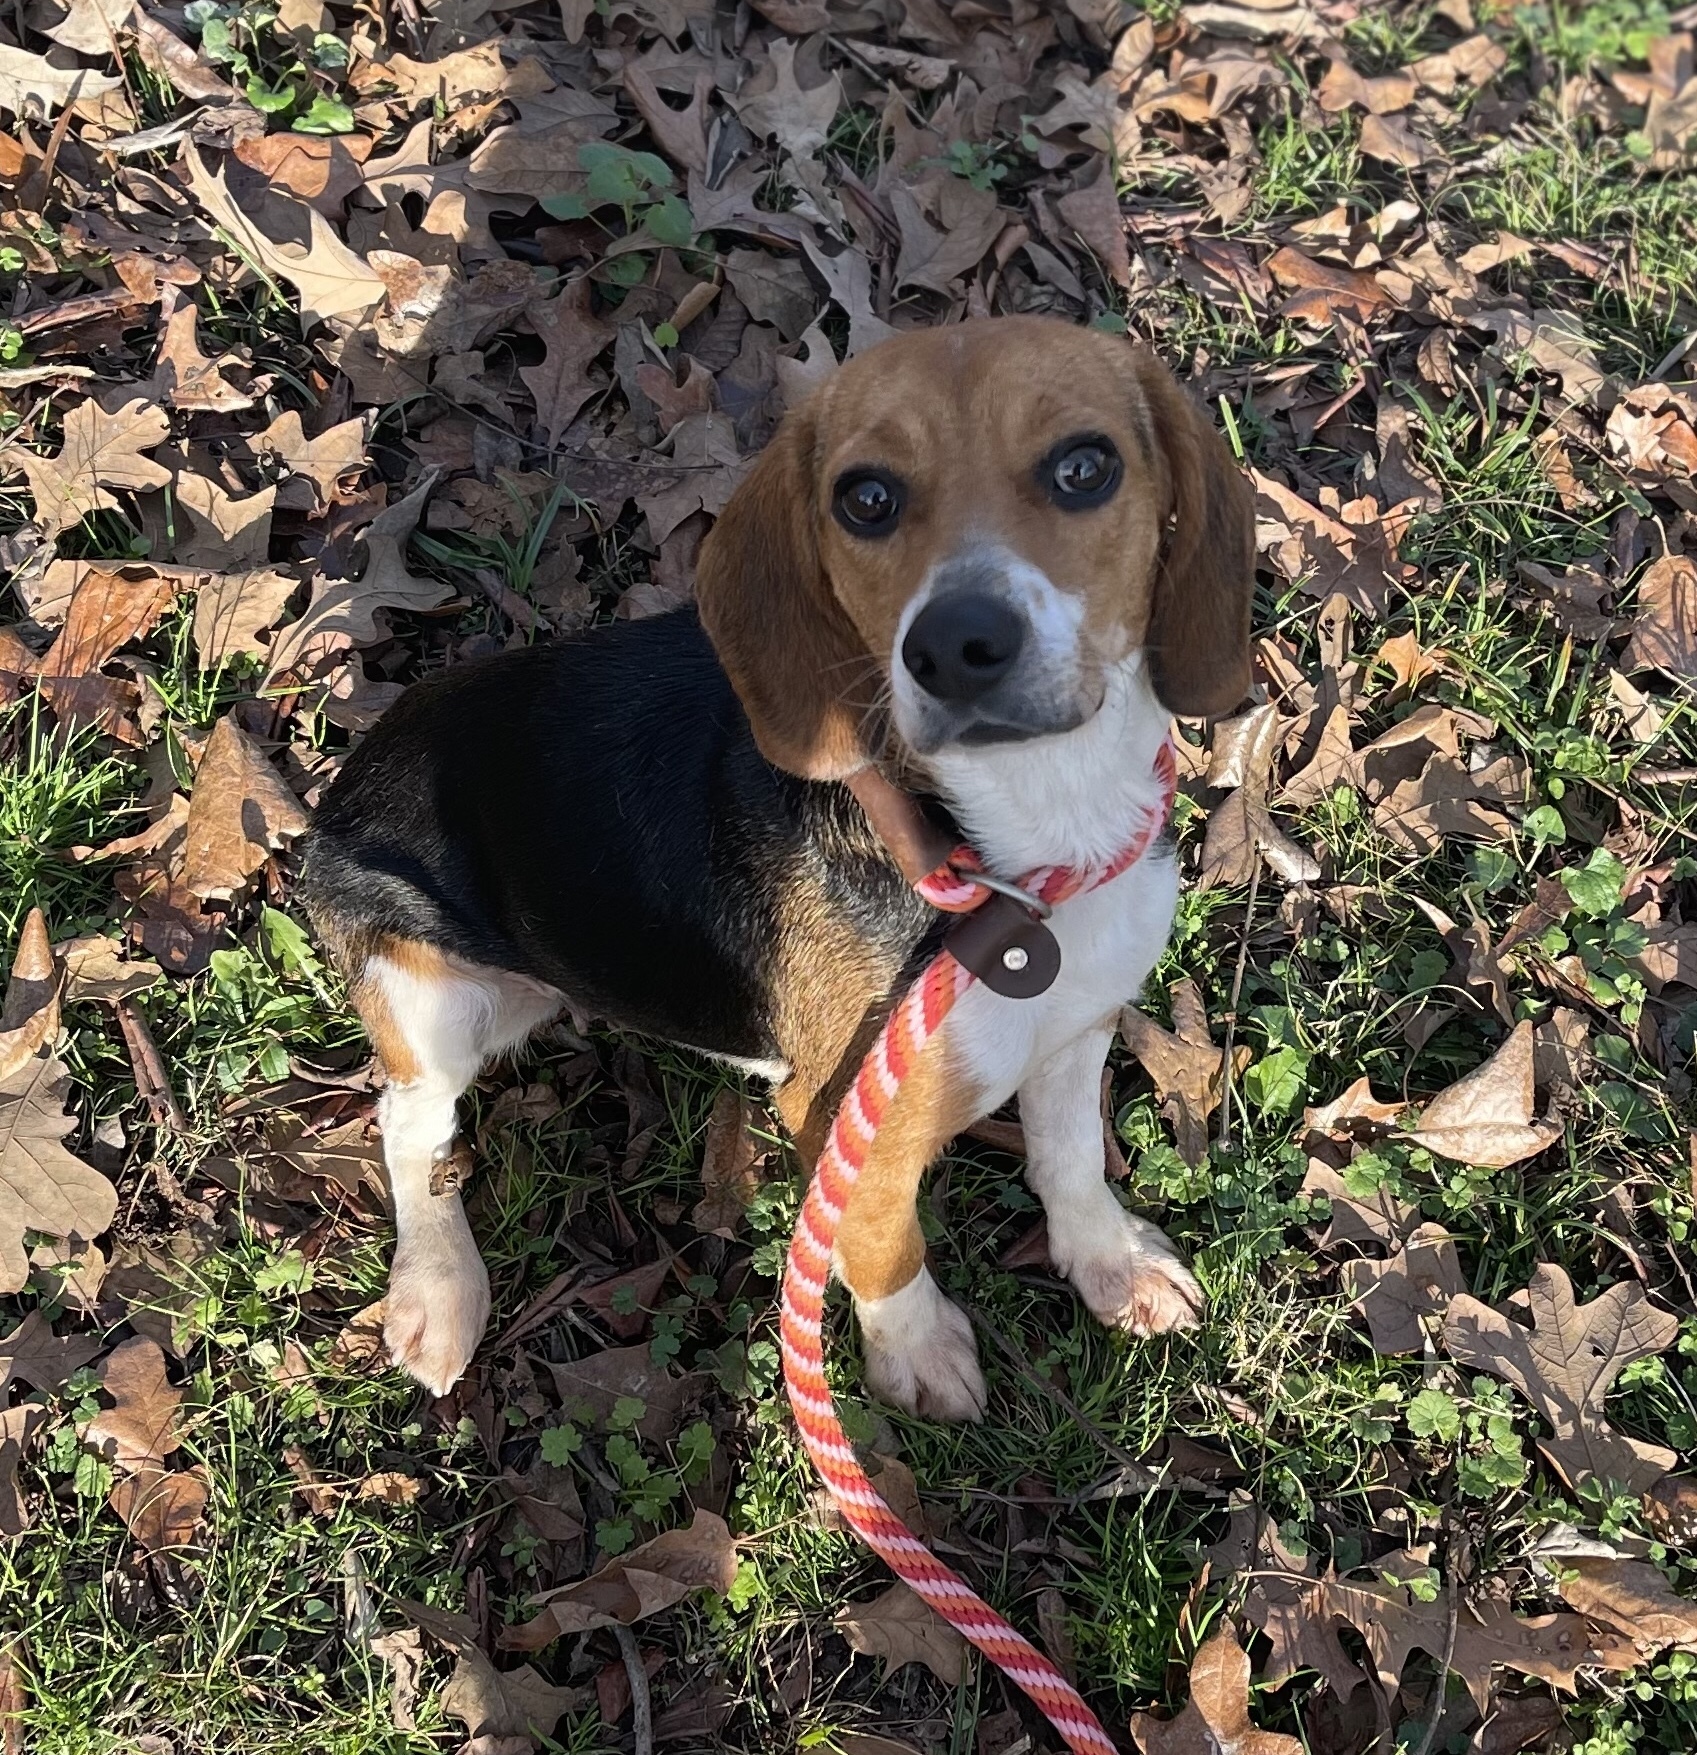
[1002,945,1030,972]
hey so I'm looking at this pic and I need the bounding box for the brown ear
[695,400,876,780]
[1135,352,1257,719]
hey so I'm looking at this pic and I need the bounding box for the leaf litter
[2,0,1697,1746]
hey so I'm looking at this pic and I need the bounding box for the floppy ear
[1134,351,1257,719]
[695,401,877,781]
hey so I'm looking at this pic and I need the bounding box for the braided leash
[781,742,1179,1755]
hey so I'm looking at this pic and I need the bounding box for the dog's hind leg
[350,939,563,1395]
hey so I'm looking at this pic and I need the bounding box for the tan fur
[696,316,1255,779]
[766,869,983,1302]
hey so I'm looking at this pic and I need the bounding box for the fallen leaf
[1267,246,1391,322]
[690,1086,759,1237]
[835,1581,966,1687]
[1555,1557,1697,1652]
[1301,1159,1418,1251]
[1360,112,1436,167]
[130,9,239,101]
[1253,474,1407,617]
[247,410,368,514]
[0,1404,48,1537]
[83,1336,183,1471]
[1120,981,1251,1166]
[16,395,171,542]
[31,563,179,739]
[440,1646,584,1743]
[0,911,59,1082]
[1343,1222,1464,1355]
[1411,32,1507,93]
[180,716,311,901]
[266,470,450,683]
[149,294,254,413]
[0,928,118,1294]
[1129,1626,1303,1754]
[0,1308,101,1395]
[543,1342,704,1444]
[1444,1263,1679,1494]
[731,38,841,158]
[110,1465,208,1553]
[520,280,613,445]
[357,1470,423,1505]
[174,475,275,570]
[1622,554,1697,681]
[1317,57,1417,115]
[184,150,386,330]
[500,1509,738,1650]
[0,44,121,117]
[192,568,301,668]
[1403,1022,1563,1169]
[0,1632,25,1753]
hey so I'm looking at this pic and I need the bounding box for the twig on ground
[614,1623,654,1755]
[115,998,188,1132]
[1217,852,1261,1153]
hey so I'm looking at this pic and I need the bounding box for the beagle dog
[299,315,1256,1416]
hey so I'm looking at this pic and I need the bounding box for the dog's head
[696,316,1256,780]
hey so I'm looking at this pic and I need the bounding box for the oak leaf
[1129,1626,1303,1754]
[519,280,614,445]
[1444,1264,1679,1494]
[0,910,59,1083]
[1555,1557,1697,1653]
[1622,554,1697,681]
[0,1404,48,1537]
[83,1336,184,1471]
[15,395,171,541]
[174,474,275,570]
[0,44,121,117]
[690,1086,760,1238]
[185,150,385,330]
[500,1509,738,1650]
[0,920,117,1294]
[0,1308,101,1396]
[32,564,179,739]
[265,470,450,682]
[192,568,301,668]
[1343,1222,1464,1355]
[730,38,841,158]
[246,410,368,514]
[1403,1022,1562,1168]
[149,294,254,413]
[1119,980,1251,1167]
[111,1465,208,1553]
[181,716,311,902]
[834,1581,966,1686]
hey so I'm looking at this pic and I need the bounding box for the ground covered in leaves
[3,0,1697,1750]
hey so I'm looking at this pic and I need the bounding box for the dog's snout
[901,594,1025,702]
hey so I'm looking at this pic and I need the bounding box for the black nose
[901,593,1026,701]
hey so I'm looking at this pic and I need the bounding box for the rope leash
[781,743,1178,1755]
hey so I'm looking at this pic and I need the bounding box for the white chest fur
[923,653,1180,1109]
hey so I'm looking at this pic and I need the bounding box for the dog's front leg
[1019,1023,1204,1337]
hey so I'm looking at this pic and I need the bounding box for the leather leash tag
[943,893,1061,998]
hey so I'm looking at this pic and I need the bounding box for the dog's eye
[1047,438,1121,507]
[833,471,904,536]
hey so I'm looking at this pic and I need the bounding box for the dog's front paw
[385,1227,491,1396]
[856,1270,987,1423]
[1051,1203,1204,1338]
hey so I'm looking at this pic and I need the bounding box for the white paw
[1049,1201,1204,1338]
[384,1218,491,1396]
[856,1269,987,1423]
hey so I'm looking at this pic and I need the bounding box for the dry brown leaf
[175,475,275,570]
[0,910,59,1083]
[150,294,254,414]
[110,1465,208,1553]
[357,1470,422,1505]
[130,9,239,100]
[1403,1022,1562,1168]
[0,920,117,1294]
[1555,1557,1697,1652]
[232,129,374,211]
[1343,1222,1464,1355]
[0,44,121,117]
[184,150,386,330]
[247,410,367,514]
[1359,112,1437,167]
[265,470,449,682]
[192,568,300,668]
[32,564,179,739]
[1444,1263,1680,1494]
[0,1404,48,1537]
[440,1646,584,1744]
[0,1308,101,1395]
[1411,32,1507,93]
[15,395,171,542]
[1056,153,1132,289]
[520,280,613,445]
[1300,1159,1417,1251]
[1129,1626,1303,1754]
[730,38,841,158]
[1317,58,1417,114]
[180,716,311,902]
[690,1085,759,1237]
[835,1581,966,1687]
[1120,981,1250,1166]
[83,1336,183,1471]
[500,1509,738,1650]
[1253,474,1406,616]
[1622,555,1697,680]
